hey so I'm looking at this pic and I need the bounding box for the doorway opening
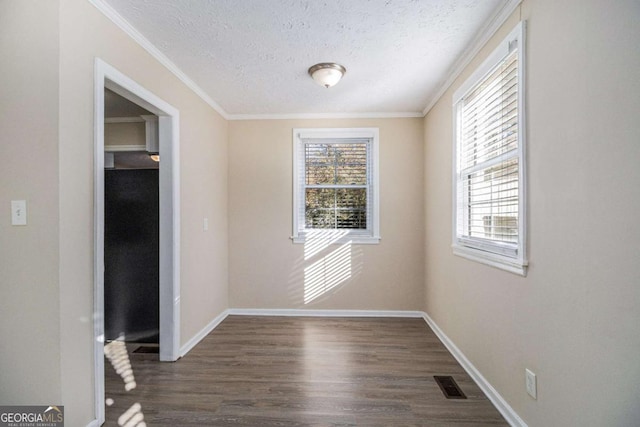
[104,90,160,348]
[94,59,181,425]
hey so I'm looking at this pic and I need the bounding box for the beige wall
[59,0,229,423]
[104,122,145,147]
[0,0,61,405]
[229,118,424,310]
[0,0,229,425]
[423,0,640,425]
[5,0,639,425]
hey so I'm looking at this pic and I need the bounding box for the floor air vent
[434,376,467,399]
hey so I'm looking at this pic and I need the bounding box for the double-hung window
[292,128,380,244]
[452,22,527,275]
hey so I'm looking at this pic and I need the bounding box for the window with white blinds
[292,128,380,244]
[452,22,527,275]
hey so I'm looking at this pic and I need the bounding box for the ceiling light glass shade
[308,63,346,88]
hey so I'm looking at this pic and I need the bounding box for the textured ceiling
[102,0,506,117]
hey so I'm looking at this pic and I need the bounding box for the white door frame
[93,58,181,425]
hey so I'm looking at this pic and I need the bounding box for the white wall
[423,0,640,425]
[0,0,61,405]
[229,118,424,311]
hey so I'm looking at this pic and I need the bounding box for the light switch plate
[11,200,27,226]
[525,368,537,399]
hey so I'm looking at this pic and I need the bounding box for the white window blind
[293,128,380,244]
[453,22,527,275]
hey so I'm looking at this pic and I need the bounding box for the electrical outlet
[11,200,27,226]
[525,368,537,399]
[203,217,209,231]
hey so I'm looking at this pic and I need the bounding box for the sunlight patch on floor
[104,337,147,427]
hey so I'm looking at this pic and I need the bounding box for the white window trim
[292,128,380,245]
[452,21,528,276]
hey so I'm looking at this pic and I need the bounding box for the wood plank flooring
[105,316,508,426]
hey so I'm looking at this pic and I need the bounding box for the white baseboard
[422,312,527,427]
[228,308,425,318]
[86,419,101,427]
[179,309,230,357]
[177,308,422,358]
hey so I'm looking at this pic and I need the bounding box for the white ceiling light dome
[308,63,347,88]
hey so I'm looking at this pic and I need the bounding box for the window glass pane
[335,144,367,185]
[305,144,334,185]
[452,24,525,271]
[460,50,518,171]
[305,143,367,185]
[465,158,518,242]
[305,188,366,230]
[305,188,336,228]
[336,188,367,229]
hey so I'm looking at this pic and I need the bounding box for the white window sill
[291,235,381,245]
[452,244,527,276]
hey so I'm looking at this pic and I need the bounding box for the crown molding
[228,111,424,121]
[88,0,230,120]
[421,0,522,116]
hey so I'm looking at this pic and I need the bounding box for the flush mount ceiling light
[308,63,346,88]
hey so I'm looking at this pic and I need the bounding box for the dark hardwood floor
[105,316,508,426]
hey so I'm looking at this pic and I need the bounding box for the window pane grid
[459,46,519,244]
[305,143,367,186]
[452,23,525,272]
[464,158,519,243]
[304,141,369,230]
